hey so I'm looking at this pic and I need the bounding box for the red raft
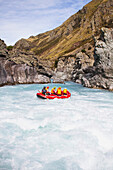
[36,91,71,99]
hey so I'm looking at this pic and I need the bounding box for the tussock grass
[24,0,110,61]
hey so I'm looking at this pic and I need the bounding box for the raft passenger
[45,86,50,95]
[51,87,56,94]
[42,86,47,95]
[56,87,62,96]
[63,88,68,95]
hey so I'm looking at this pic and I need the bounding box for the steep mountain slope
[10,0,113,68]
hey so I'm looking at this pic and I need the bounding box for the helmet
[54,87,56,89]
[47,86,49,89]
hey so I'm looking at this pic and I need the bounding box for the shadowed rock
[73,28,113,90]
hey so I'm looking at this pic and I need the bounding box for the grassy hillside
[12,0,113,67]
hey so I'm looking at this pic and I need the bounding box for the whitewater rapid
[0,82,113,170]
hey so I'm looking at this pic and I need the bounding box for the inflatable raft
[36,91,71,99]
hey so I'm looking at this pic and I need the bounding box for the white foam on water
[0,83,113,169]
[1,118,38,130]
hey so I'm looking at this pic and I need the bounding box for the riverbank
[0,28,113,91]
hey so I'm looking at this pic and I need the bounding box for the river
[0,82,113,170]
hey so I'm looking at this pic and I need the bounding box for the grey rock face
[6,62,50,84]
[52,43,94,83]
[0,39,9,85]
[0,40,50,86]
[72,51,94,84]
[0,60,50,86]
[73,27,113,90]
[0,59,7,85]
[52,56,76,83]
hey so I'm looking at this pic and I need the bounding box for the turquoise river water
[0,82,113,170]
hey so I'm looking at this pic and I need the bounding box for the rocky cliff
[0,40,50,86]
[10,0,113,64]
[0,0,113,89]
[72,27,113,90]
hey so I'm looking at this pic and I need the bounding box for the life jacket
[57,88,62,95]
[63,89,67,94]
[45,87,49,91]
[45,87,50,94]
[51,88,55,94]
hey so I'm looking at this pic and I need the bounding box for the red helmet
[47,86,49,89]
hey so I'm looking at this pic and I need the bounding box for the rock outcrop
[0,40,50,86]
[52,56,76,82]
[52,42,94,83]
[72,27,113,90]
